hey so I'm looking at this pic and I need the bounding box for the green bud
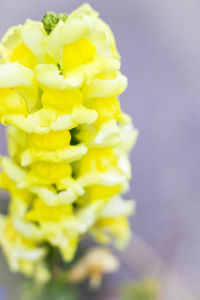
[42,12,59,35]
[58,13,68,23]
[42,12,68,35]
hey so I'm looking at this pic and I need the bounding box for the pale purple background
[0,0,200,299]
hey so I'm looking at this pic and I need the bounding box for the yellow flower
[0,3,138,281]
[78,148,118,175]
[0,88,28,116]
[0,216,50,282]
[31,130,71,151]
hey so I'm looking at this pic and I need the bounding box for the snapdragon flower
[0,4,138,282]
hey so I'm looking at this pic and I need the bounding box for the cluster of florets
[0,4,138,281]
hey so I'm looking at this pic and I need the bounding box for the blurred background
[0,0,200,299]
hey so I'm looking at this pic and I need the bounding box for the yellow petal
[42,88,83,112]
[0,88,28,116]
[11,42,37,70]
[47,18,91,63]
[83,72,128,99]
[31,130,71,150]
[62,38,97,71]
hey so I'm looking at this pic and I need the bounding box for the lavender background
[0,0,200,299]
